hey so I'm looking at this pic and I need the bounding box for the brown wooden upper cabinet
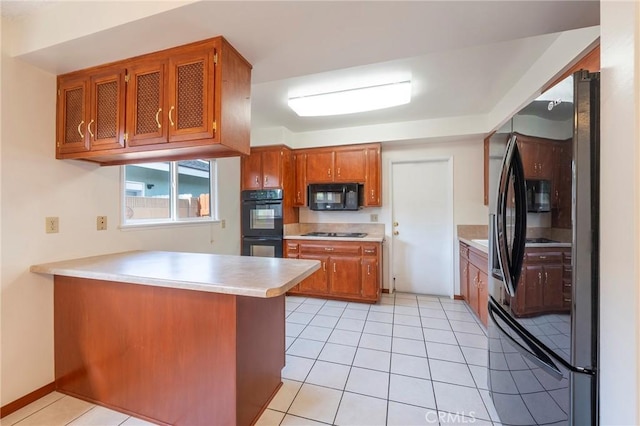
[56,36,251,165]
[517,136,554,180]
[293,153,308,206]
[297,143,382,207]
[57,65,127,155]
[241,146,291,190]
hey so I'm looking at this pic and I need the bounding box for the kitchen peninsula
[30,251,320,426]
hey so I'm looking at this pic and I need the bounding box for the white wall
[599,2,640,424]
[0,53,241,405]
[301,138,488,293]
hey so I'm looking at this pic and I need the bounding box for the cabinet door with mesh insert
[127,61,168,146]
[57,76,90,155]
[167,49,215,143]
[89,68,126,151]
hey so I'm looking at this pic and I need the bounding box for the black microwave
[308,183,362,211]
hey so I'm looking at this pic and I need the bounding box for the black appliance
[242,236,283,258]
[488,71,599,425]
[241,189,283,257]
[526,179,551,212]
[308,183,362,211]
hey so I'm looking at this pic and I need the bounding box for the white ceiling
[1,1,600,136]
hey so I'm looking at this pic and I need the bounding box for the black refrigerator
[487,70,599,425]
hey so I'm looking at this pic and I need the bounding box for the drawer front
[459,242,470,259]
[362,245,378,257]
[468,250,488,273]
[524,251,562,264]
[299,243,362,256]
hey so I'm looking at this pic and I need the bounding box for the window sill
[119,219,220,231]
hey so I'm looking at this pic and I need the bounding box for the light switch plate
[46,217,59,233]
[97,216,107,231]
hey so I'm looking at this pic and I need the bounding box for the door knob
[393,222,399,227]
[393,231,399,235]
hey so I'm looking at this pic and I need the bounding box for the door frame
[388,156,455,296]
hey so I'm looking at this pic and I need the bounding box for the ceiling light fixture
[288,80,412,117]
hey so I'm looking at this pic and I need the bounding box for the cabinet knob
[393,222,399,227]
[393,231,399,236]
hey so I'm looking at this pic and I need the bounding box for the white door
[391,159,453,296]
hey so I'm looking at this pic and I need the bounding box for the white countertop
[284,234,385,243]
[459,237,571,254]
[30,251,320,298]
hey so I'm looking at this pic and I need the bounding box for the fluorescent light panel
[288,80,411,117]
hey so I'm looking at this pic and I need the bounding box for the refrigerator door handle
[489,297,596,376]
[495,134,527,296]
[488,298,563,380]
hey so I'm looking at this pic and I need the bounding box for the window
[122,159,216,226]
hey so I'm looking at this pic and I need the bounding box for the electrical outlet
[97,216,107,231]
[221,219,226,229]
[45,217,59,234]
[370,214,378,222]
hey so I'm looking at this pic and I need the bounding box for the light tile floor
[257,293,501,425]
[1,293,501,426]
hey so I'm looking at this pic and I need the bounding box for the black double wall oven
[241,189,284,258]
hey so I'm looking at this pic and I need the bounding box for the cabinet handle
[324,247,334,251]
[77,120,85,138]
[87,119,95,138]
[264,176,268,185]
[539,256,547,259]
[327,168,331,176]
[371,189,374,198]
[538,272,543,284]
[333,263,336,273]
[169,106,175,126]
[297,191,301,199]
[564,298,571,302]
[323,262,326,272]
[367,265,371,275]
[337,167,341,176]
[545,271,548,283]
[155,108,162,128]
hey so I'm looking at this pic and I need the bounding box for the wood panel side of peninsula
[54,275,284,426]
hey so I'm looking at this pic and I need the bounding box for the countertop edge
[284,235,385,243]
[30,251,321,298]
[459,237,489,254]
[459,237,572,254]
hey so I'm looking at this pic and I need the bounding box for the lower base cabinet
[459,241,488,326]
[286,240,381,303]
